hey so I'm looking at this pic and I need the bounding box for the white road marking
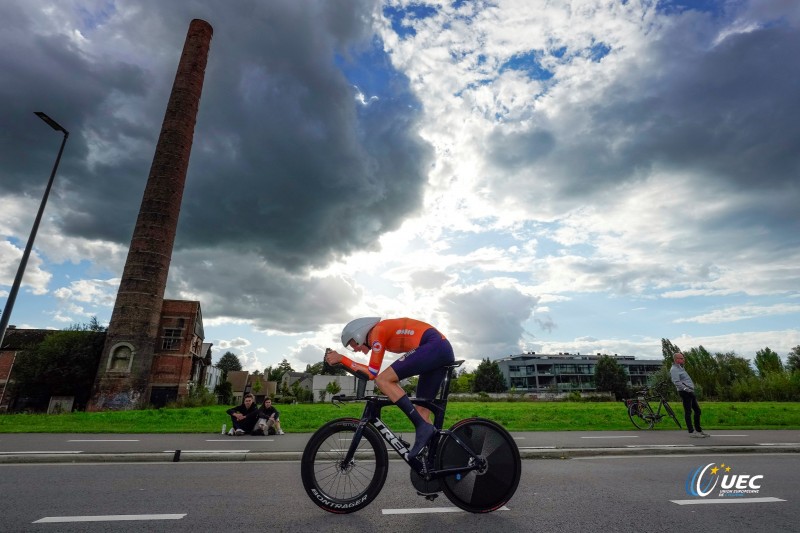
[704,435,748,437]
[518,446,556,449]
[513,437,525,440]
[581,436,639,439]
[34,514,186,523]
[383,506,510,514]
[0,451,82,455]
[671,497,785,505]
[164,450,249,453]
[757,443,800,446]
[206,439,273,442]
[625,444,694,448]
[67,439,139,442]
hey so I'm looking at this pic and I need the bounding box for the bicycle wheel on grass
[301,418,388,514]
[663,401,682,429]
[435,417,521,513]
[628,401,654,430]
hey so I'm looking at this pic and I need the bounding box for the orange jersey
[340,318,444,379]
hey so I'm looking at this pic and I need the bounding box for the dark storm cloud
[441,284,538,358]
[1,0,432,270]
[488,18,800,209]
[166,249,357,334]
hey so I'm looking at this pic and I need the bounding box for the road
[1,430,799,463]
[0,455,797,532]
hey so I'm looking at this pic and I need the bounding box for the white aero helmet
[341,317,381,347]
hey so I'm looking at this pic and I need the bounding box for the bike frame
[337,362,483,480]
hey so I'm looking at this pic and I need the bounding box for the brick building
[0,300,215,411]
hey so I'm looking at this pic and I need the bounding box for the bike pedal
[416,491,439,501]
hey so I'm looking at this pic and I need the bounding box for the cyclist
[325,317,455,458]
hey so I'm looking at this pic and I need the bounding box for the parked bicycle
[301,358,521,514]
[625,382,682,430]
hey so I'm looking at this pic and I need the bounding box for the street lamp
[0,112,69,350]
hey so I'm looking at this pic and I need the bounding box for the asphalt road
[1,429,799,463]
[0,455,797,532]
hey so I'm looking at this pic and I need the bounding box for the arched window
[108,343,135,373]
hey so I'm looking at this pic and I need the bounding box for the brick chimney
[88,19,213,410]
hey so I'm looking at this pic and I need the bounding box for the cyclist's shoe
[234,429,245,436]
[689,432,703,438]
[409,423,436,458]
[700,431,710,437]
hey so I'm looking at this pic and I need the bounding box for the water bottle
[221,423,227,435]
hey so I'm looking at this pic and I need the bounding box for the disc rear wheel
[435,418,521,513]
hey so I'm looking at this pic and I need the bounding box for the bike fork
[340,420,368,468]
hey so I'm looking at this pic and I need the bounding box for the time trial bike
[300,358,521,514]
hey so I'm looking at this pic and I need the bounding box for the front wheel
[301,418,388,514]
[628,401,655,430]
[436,418,521,513]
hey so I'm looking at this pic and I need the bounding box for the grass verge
[0,401,798,433]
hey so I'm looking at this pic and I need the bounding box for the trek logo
[686,462,764,498]
[373,419,409,459]
[396,329,415,336]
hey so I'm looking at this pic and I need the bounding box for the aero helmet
[341,317,381,347]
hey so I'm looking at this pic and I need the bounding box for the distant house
[225,370,276,405]
[312,374,375,402]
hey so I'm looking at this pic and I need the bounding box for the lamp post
[0,112,69,350]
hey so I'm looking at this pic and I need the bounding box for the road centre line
[34,514,186,523]
[67,439,139,442]
[671,497,785,506]
[581,436,639,439]
[163,450,249,453]
[205,439,274,442]
[625,444,694,448]
[383,506,509,515]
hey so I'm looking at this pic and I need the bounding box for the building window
[162,328,182,351]
[107,343,134,373]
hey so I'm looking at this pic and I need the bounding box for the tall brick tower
[88,19,213,410]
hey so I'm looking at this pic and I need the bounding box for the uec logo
[686,462,763,497]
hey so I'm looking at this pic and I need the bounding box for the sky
[1,0,799,374]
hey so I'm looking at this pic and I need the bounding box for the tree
[214,380,233,404]
[787,346,800,374]
[10,324,106,411]
[268,359,294,382]
[594,355,629,400]
[472,358,506,393]
[323,380,342,402]
[661,338,682,363]
[754,347,784,376]
[216,352,242,379]
[450,369,474,393]
[684,346,719,398]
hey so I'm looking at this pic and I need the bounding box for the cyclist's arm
[339,354,374,380]
[326,348,374,380]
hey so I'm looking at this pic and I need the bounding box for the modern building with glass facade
[496,352,664,392]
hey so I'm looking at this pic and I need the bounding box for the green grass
[0,402,799,433]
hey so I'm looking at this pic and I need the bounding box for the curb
[1,445,798,464]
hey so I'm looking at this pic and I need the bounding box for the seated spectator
[226,393,258,436]
[253,397,284,436]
